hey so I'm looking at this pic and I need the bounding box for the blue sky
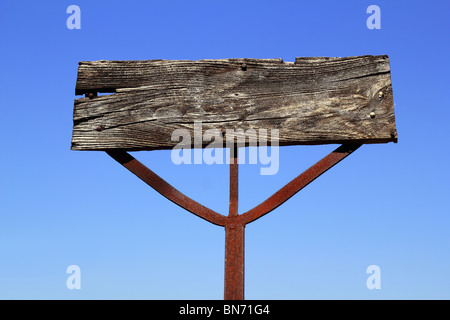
[0,0,449,299]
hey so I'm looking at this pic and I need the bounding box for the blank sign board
[71,55,397,151]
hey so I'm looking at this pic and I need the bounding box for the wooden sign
[71,55,397,151]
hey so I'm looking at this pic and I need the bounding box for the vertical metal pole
[229,145,239,217]
[224,223,245,300]
[224,145,245,300]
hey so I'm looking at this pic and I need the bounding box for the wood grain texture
[71,55,397,150]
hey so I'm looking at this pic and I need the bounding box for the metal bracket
[106,143,361,300]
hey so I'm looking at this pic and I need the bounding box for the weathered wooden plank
[71,55,397,150]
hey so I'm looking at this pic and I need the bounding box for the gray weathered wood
[71,55,397,150]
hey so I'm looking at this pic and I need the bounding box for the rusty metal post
[228,145,239,218]
[224,145,245,300]
[224,222,245,300]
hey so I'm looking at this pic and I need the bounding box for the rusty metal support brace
[106,143,362,300]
